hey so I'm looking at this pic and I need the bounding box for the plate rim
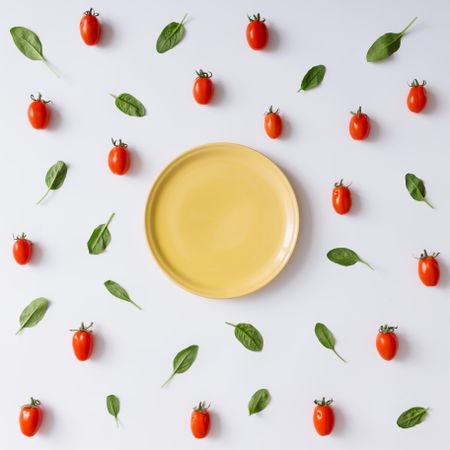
[144,142,300,299]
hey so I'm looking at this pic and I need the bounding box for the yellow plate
[145,143,299,298]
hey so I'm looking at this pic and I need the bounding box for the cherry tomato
[418,250,440,286]
[332,180,352,215]
[191,402,210,439]
[71,322,94,361]
[80,8,101,45]
[193,70,214,105]
[108,139,130,175]
[13,233,33,265]
[407,79,427,113]
[264,106,282,139]
[349,106,370,140]
[246,13,268,50]
[376,324,398,360]
[313,398,334,436]
[19,398,43,437]
[28,93,50,130]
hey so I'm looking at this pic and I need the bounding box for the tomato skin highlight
[264,106,282,139]
[13,234,33,265]
[28,94,50,130]
[19,398,42,437]
[332,180,352,215]
[418,250,440,286]
[108,139,130,175]
[193,70,214,105]
[349,106,370,140]
[313,399,334,436]
[71,322,94,361]
[407,79,427,113]
[191,402,210,439]
[80,9,101,45]
[376,325,398,360]
[246,14,268,50]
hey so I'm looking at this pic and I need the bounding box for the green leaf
[314,322,346,362]
[106,394,120,427]
[162,344,199,387]
[397,407,428,428]
[248,389,271,416]
[366,17,417,62]
[10,26,44,60]
[156,14,187,53]
[225,322,264,352]
[104,280,142,310]
[37,161,67,204]
[405,173,433,208]
[327,247,374,270]
[87,213,115,255]
[16,297,49,334]
[298,65,326,92]
[110,93,146,117]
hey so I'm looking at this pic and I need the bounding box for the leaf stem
[109,93,117,99]
[333,348,347,363]
[161,371,175,388]
[15,327,23,335]
[423,198,434,209]
[36,188,50,205]
[105,212,115,228]
[115,416,119,428]
[360,258,374,270]
[42,58,60,78]
[400,16,418,36]
[130,299,143,311]
[179,13,188,26]
[225,322,236,328]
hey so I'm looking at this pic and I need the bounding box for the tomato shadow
[128,148,145,176]
[211,80,226,107]
[47,107,62,132]
[91,330,106,361]
[437,258,449,288]
[395,334,411,362]
[332,405,346,436]
[366,116,381,143]
[208,410,223,439]
[98,21,115,47]
[422,89,437,115]
[265,25,281,53]
[347,188,362,216]
[39,403,55,436]
[278,115,294,141]
[245,166,313,300]
[29,241,44,266]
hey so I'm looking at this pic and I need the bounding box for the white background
[0,0,449,448]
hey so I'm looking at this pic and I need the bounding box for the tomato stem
[400,17,418,36]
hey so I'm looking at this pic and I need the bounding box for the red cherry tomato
[28,93,50,130]
[246,13,268,50]
[264,106,282,139]
[349,106,370,140]
[418,250,440,286]
[193,70,214,105]
[407,79,427,113]
[19,398,43,437]
[108,139,130,175]
[71,322,94,361]
[332,180,352,215]
[191,402,210,439]
[80,8,101,45]
[313,398,334,436]
[376,325,398,360]
[13,233,33,265]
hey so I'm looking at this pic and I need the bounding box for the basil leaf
[297,65,326,92]
[104,280,142,310]
[225,322,264,352]
[162,344,199,387]
[315,322,346,362]
[37,161,67,204]
[397,407,428,428]
[248,389,271,416]
[106,394,120,427]
[156,14,187,53]
[405,173,433,208]
[327,247,374,270]
[16,297,49,334]
[87,213,115,255]
[366,17,417,62]
[10,26,58,76]
[110,93,146,117]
